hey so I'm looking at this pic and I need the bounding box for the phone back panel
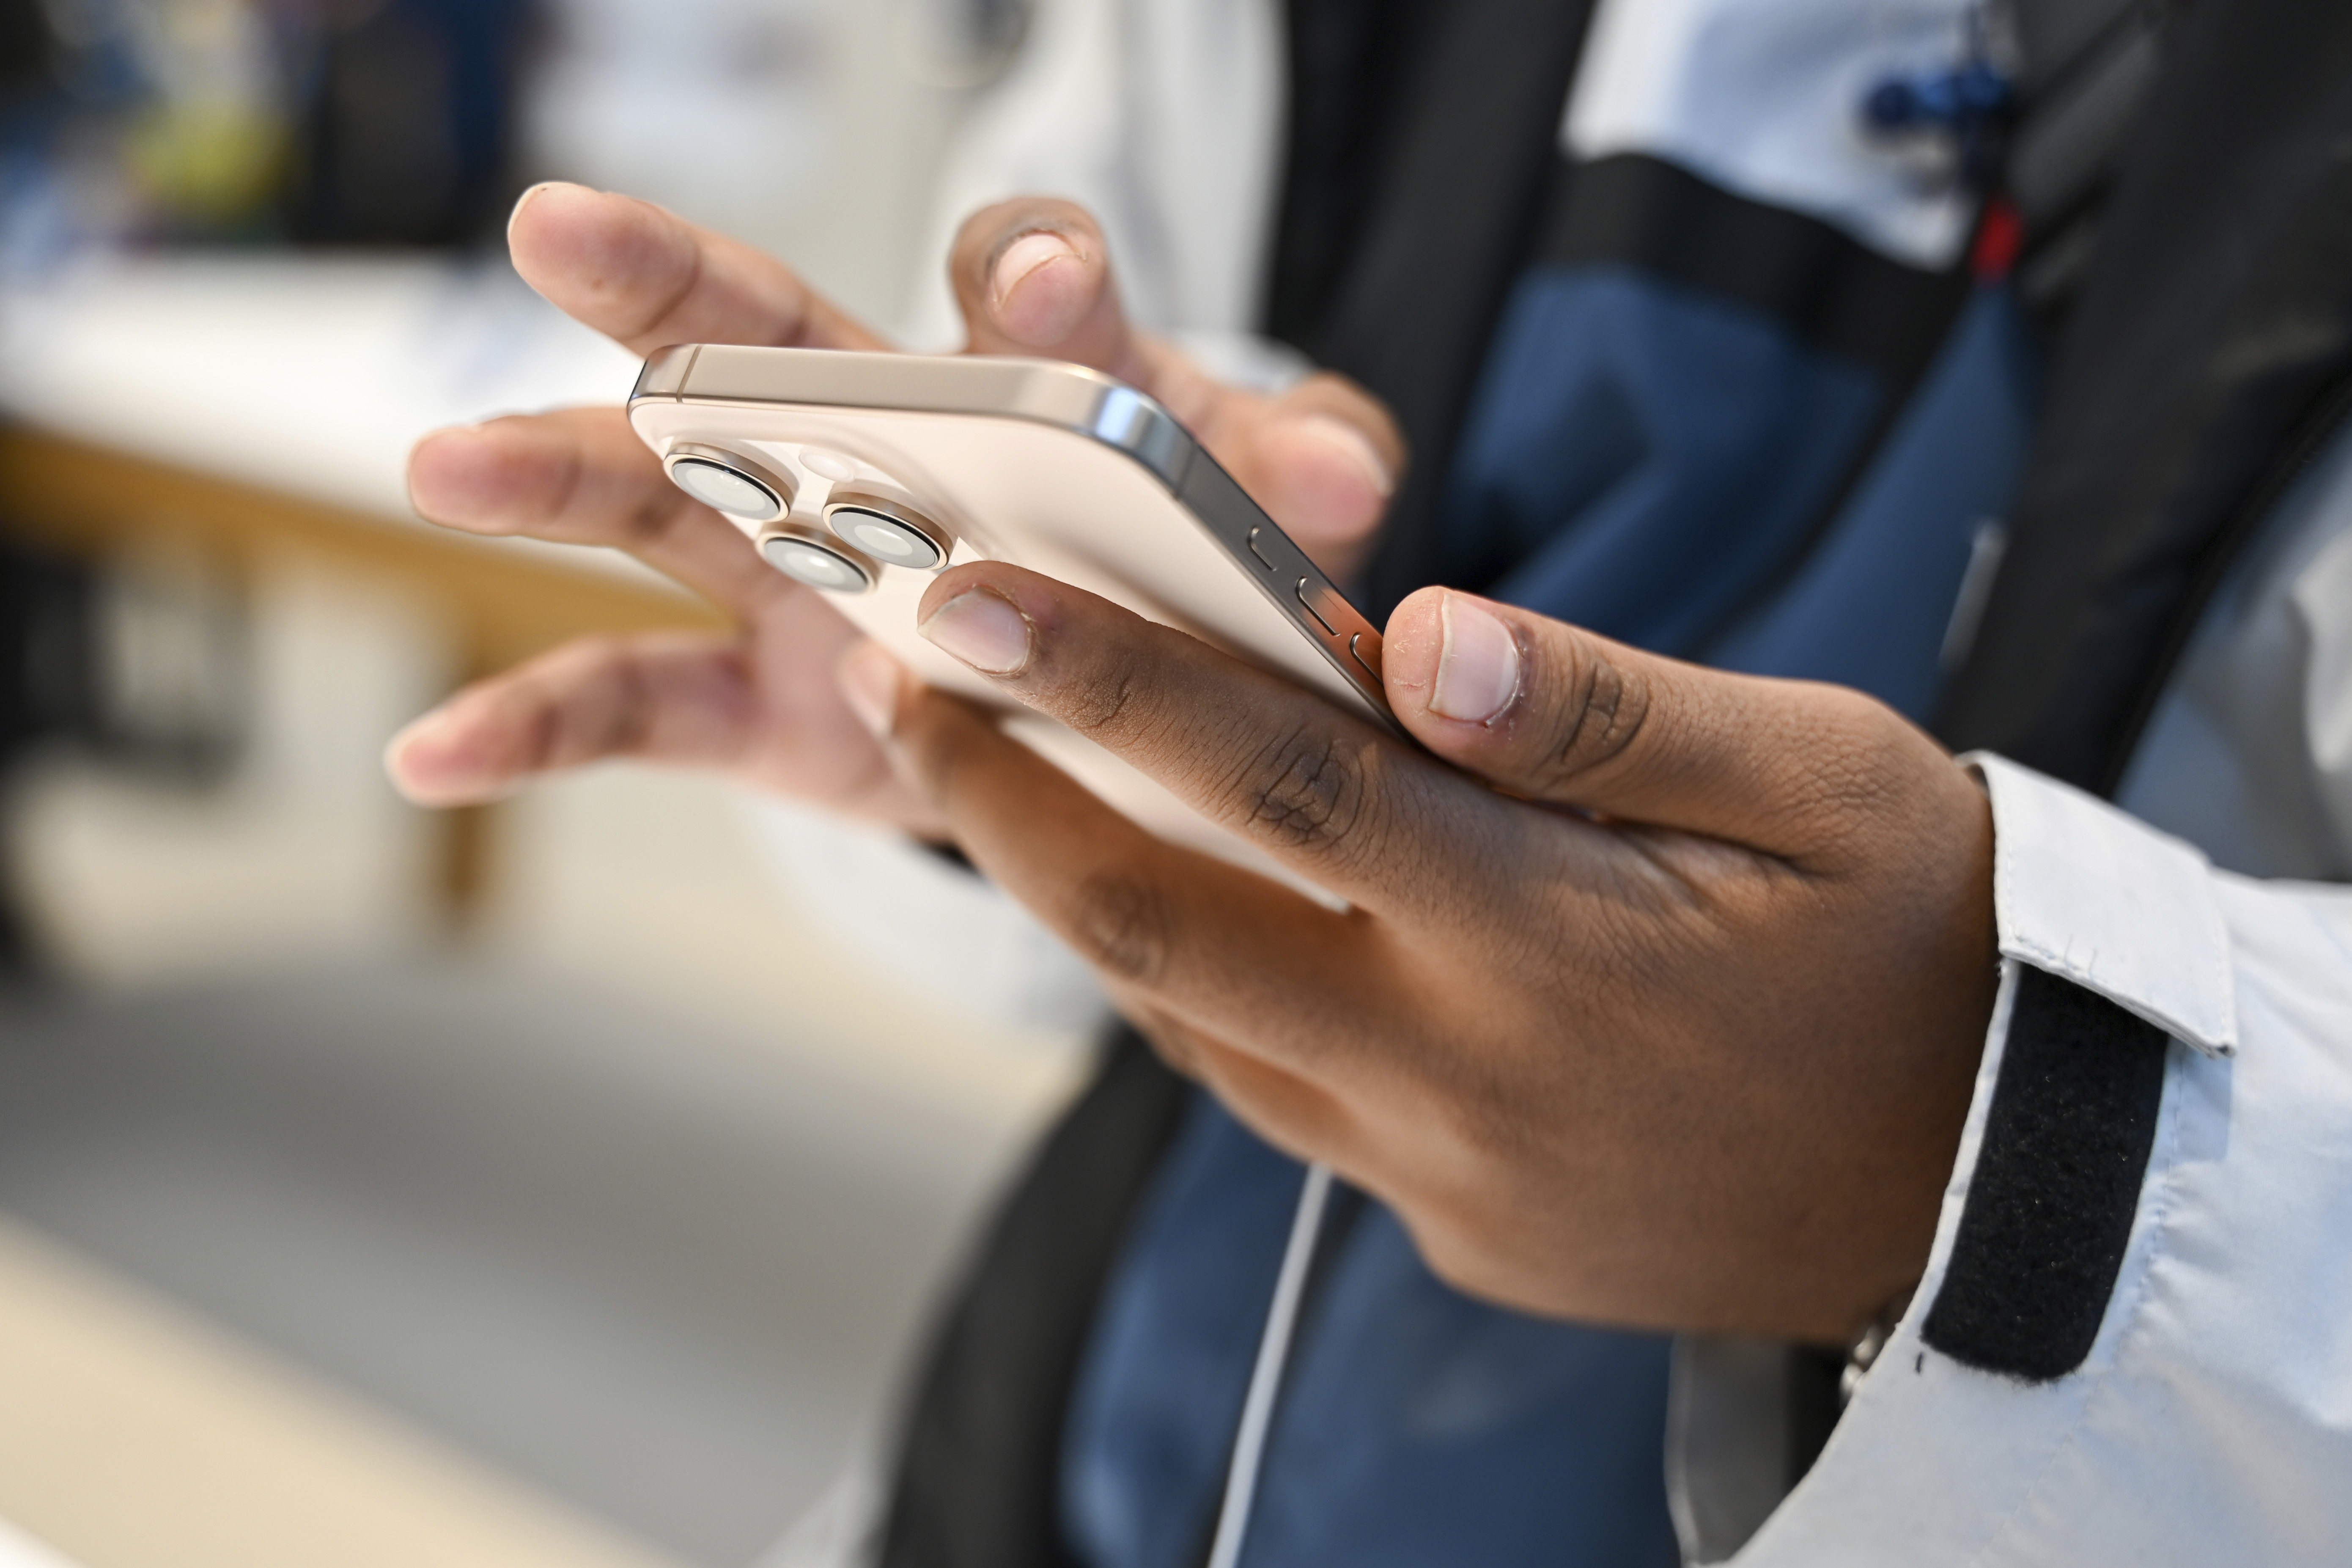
[627,346,1392,894]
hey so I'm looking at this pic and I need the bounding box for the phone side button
[1296,577,1339,637]
[1350,631,1384,682]
[1247,526,1279,571]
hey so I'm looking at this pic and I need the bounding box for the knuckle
[1526,639,1654,790]
[890,688,983,796]
[619,481,697,549]
[524,637,651,767]
[582,643,657,758]
[496,426,587,535]
[1290,373,1405,461]
[1232,726,1372,857]
[1051,641,1148,739]
[1064,870,1175,984]
[516,698,562,773]
[619,231,706,343]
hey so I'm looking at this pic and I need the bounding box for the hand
[387,187,1402,826]
[835,568,1999,1342]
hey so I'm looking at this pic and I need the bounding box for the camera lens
[666,448,790,522]
[825,494,951,571]
[760,532,876,594]
[832,507,944,569]
[671,458,781,520]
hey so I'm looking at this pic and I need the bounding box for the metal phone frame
[630,344,1397,730]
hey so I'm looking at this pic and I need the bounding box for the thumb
[1380,588,1943,861]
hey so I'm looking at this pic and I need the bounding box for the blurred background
[0,5,1101,1567]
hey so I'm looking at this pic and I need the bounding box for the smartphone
[627,343,1394,897]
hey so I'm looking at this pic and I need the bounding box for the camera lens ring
[758,527,878,595]
[825,490,952,571]
[665,444,794,523]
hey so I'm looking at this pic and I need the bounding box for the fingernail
[506,181,558,237]
[993,230,1078,307]
[835,640,902,740]
[1299,415,1394,498]
[919,589,1034,675]
[384,708,500,803]
[1431,593,1520,723]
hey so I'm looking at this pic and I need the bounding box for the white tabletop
[0,254,657,584]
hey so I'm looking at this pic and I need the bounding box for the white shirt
[1736,752,2352,1564]
[894,6,2352,1562]
[1729,397,2352,1565]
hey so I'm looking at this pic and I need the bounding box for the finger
[1379,588,1951,862]
[1201,373,1402,574]
[409,406,789,618]
[381,628,868,819]
[901,562,1526,918]
[507,182,886,356]
[948,198,1151,381]
[841,640,1402,1068]
[386,632,757,805]
[947,199,1401,575]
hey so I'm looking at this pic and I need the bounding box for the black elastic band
[1921,966,2169,1382]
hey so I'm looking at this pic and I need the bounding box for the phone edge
[629,344,1399,733]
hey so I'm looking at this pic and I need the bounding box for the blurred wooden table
[0,427,725,925]
[0,1217,686,1568]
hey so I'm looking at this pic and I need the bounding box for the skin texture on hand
[836,570,2000,1343]
[387,182,1992,1337]
[386,186,1401,821]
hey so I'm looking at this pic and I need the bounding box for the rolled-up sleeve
[1734,753,2352,1566]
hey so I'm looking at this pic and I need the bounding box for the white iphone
[628,344,1395,896]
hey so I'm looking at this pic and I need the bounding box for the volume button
[1246,526,1278,571]
[1350,631,1384,681]
[1295,577,1338,636]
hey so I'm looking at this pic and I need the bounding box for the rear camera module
[760,531,876,594]
[665,445,791,523]
[825,493,952,572]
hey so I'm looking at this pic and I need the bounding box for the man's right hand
[387,186,1402,831]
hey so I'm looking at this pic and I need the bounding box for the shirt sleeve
[1730,753,2352,1567]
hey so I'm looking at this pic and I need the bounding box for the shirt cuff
[1721,755,2352,1565]
[1969,752,2235,1057]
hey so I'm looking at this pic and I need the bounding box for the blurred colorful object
[118,0,286,227]
[0,0,535,258]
